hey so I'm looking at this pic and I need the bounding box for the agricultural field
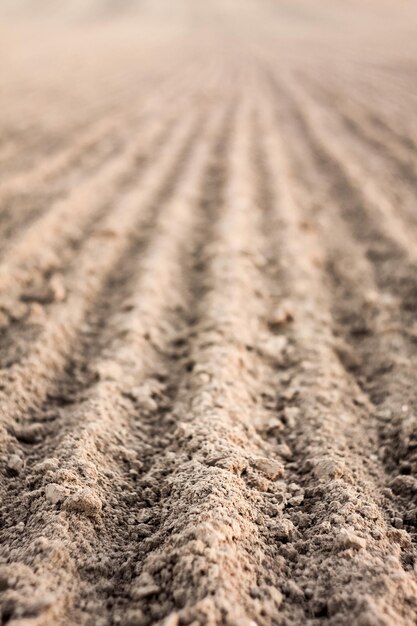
[1,1,417,624]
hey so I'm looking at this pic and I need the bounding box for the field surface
[1,1,417,625]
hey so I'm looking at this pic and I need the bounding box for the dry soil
[1,1,417,625]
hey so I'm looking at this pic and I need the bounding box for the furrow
[317,188,417,541]
[0,104,225,626]
[347,91,417,154]
[282,81,417,546]
[0,112,200,447]
[300,77,417,190]
[0,110,175,314]
[250,88,417,625]
[293,77,417,237]
[291,62,417,152]
[267,72,417,318]
[0,67,198,245]
[0,130,71,185]
[272,75,417,312]
[269,73,417,261]
[0,119,121,243]
[268,64,417,526]
[0,58,170,172]
[0,54,201,194]
[114,99,296,626]
[0,116,118,202]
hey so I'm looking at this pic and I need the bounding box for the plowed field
[1,1,417,625]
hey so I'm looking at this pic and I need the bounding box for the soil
[1,1,417,625]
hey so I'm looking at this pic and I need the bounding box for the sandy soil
[1,1,417,624]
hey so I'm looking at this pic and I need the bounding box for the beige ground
[1,1,417,624]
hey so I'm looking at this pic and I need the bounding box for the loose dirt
[1,1,417,625]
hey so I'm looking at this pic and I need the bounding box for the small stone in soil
[7,454,23,474]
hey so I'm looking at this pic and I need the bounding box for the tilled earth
[2,1,417,625]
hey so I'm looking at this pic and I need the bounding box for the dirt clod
[45,483,69,504]
[63,488,102,517]
[337,529,367,552]
[6,454,24,475]
[252,457,285,480]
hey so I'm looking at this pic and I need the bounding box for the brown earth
[1,1,417,624]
